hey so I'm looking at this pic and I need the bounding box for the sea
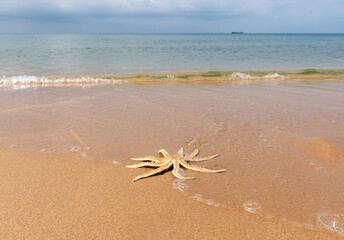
[0,33,344,77]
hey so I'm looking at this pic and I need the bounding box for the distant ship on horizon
[231,32,244,34]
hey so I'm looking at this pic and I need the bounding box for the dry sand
[0,148,341,239]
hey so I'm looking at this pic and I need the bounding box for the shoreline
[1,68,344,87]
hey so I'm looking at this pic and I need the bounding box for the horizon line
[0,32,343,34]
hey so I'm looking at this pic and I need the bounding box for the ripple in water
[243,199,261,213]
[70,145,81,152]
[206,199,214,206]
[112,159,121,165]
[192,194,203,201]
[177,167,186,176]
[318,212,344,234]
[172,179,188,193]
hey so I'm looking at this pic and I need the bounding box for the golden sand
[0,79,343,239]
[0,148,341,239]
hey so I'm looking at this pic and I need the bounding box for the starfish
[126,147,226,182]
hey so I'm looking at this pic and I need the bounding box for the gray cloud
[0,0,290,19]
[0,0,343,32]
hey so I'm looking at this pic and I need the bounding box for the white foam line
[230,72,286,80]
[0,75,124,87]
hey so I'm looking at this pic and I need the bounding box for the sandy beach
[1,148,342,239]
[1,0,344,235]
[1,77,343,239]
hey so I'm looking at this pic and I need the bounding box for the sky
[0,0,343,33]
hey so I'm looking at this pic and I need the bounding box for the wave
[230,72,286,80]
[0,75,124,88]
[1,69,343,88]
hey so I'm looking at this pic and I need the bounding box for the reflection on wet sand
[0,78,343,237]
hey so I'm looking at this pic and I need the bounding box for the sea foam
[230,72,285,80]
[0,75,123,87]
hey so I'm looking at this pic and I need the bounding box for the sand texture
[0,148,341,239]
[0,79,343,239]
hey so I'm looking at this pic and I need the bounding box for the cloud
[0,0,291,21]
[0,0,343,32]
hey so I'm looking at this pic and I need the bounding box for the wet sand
[0,148,342,239]
[0,78,344,238]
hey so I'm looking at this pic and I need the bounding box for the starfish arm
[158,149,171,158]
[130,157,162,163]
[126,162,163,168]
[172,161,195,180]
[189,154,220,162]
[189,149,199,158]
[133,161,173,182]
[177,147,184,157]
[179,159,226,173]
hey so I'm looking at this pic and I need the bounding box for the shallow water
[0,79,343,234]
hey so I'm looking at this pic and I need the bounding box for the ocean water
[0,33,344,77]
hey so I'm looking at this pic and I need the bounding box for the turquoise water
[0,33,344,76]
